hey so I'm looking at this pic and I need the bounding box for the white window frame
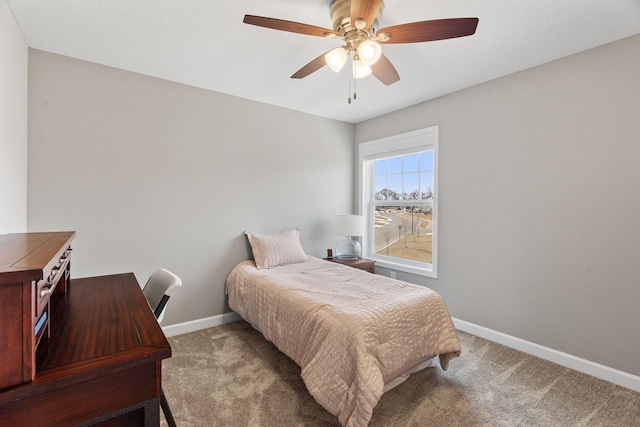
[358,126,438,278]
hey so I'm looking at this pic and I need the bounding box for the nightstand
[324,257,376,273]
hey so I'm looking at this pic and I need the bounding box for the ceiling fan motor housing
[330,0,382,45]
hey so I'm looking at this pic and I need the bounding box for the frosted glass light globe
[352,59,372,78]
[358,40,382,66]
[325,47,348,72]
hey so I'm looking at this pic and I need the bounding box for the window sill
[371,258,437,279]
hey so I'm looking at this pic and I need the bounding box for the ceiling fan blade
[377,18,479,44]
[243,15,339,38]
[350,0,384,30]
[371,54,400,86]
[291,51,332,79]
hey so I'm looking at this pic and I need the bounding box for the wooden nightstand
[324,257,376,273]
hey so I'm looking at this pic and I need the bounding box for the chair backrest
[142,268,182,324]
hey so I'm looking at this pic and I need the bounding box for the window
[358,126,438,277]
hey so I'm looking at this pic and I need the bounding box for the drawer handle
[40,287,54,298]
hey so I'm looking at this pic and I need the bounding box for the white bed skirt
[382,356,439,393]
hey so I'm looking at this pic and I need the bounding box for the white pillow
[245,228,308,269]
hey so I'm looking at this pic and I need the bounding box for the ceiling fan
[243,0,479,86]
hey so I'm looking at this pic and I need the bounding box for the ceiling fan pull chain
[348,54,352,104]
[353,66,357,101]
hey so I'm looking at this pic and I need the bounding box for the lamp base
[335,238,361,259]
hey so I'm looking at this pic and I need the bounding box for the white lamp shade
[357,40,382,66]
[334,214,365,237]
[325,47,348,72]
[352,59,372,79]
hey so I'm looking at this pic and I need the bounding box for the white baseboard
[161,312,241,337]
[452,318,640,393]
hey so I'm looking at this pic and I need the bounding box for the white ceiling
[8,0,640,124]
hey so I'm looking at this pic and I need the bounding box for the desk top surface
[41,272,171,373]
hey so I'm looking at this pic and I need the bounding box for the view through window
[372,151,434,264]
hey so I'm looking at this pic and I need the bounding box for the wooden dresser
[0,232,171,426]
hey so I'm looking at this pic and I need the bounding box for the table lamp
[334,214,365,259]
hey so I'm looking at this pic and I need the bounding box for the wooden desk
[0,273,171,426]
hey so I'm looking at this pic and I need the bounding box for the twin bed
[226,229,461,427]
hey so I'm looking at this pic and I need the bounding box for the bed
[226,229,461,427]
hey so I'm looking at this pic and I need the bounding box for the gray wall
[356,34,640,376]
[0,0,28,233]
[27,49,354,325]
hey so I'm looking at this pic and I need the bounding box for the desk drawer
[36,279,50,319]
[36,250,71,319]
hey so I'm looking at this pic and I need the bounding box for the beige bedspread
[226,257,461,427]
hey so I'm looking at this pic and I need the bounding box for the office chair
[142,268,182,427]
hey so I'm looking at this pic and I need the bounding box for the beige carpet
[160,321,639,426]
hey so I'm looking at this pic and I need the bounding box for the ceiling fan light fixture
[325,47,348,72]
[352,58,372,79]
[358,40,382,65]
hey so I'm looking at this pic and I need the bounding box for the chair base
[161,390,177,427]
